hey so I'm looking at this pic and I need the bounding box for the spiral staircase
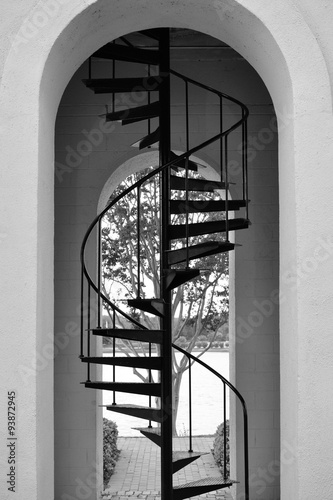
[80,29,250,500]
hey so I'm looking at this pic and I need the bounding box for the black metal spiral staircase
[80,29,250,500]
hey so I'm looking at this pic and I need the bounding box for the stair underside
[170,176,226,192]
[93,43,159,65]
[134,426,161,446]
[107,404,163,423]
[105,101,159,124]
[128,298,165,317]
[165,268,200,290]
[83,77,161,94]
[81,356,162,370]
[92,328,163,344]
[168,218,249,239]
[84,381,161,397]
[170,199,246,214]
[169,152,199,172]
[132,127,160,149]
[173,477,236,500]
[167,241,235,265]
[172,451,207,473]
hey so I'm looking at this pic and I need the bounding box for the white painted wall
[0,1,332,499]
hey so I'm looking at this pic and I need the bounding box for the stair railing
[81,137,246,366]
[173,343,249,500]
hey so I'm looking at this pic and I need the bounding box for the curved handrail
[80,69,249,330]
[173,343,249,500]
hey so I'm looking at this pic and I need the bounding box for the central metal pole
[159,28,173,500]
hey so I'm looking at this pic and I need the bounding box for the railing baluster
[97,218,102,328]
[87,284,91,382]
[112,306,116,406]
[188,358,193,452]
[243,109,249,220]
[80,264,84,359]
[148,341,152,428]
[220,96,223,182]
[224,135,229,241]
[185,81,190,267]
[137,186,141,298]
[223,383,227,480]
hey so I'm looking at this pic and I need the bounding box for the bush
[103,418,120,487]
[213,420,230,475]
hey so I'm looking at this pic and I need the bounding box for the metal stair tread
[92,328,164,344]
[166,241,235,265]
[106,404,163,423]
[105,101,159,124]
[170,199,246,214]
[132,127,160,149]
[170,176,226,192]
[84,381,161,397]
[168,218,249,239]
[174,476,236,490]
[81,356,162,369]
[82,77,162,94]
[93,43,159,65]
[128,298,165,317]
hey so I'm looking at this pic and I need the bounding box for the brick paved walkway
[102,436,232,500]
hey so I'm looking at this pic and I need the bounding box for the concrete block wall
[230,110,279,499]
[54,33,278,499]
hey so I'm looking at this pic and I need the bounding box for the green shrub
[213,420,230,475]
[103,418,120,487]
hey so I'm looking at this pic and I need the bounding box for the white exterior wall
[0,1,332,499]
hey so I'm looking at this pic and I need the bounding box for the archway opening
[54,26,279,499]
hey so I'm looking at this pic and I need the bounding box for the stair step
[107,404,163,423]
[167,241,235,265]
[170,199,246,214]
[82,77,161,94]
[128,298,165,317]
[105,101,159,124]
[165,269,200,290]
[140,29,163,41]
[92,328,163,344]
[170,176,226,192]
[168,218,250,239]
[132,127,160,149]
[173,477,236,500]
[93,43,159,65]
[132,429,207,471]
[169,152,199,172]
[134,426,161,447]
[81,356,162,370]
[172,451,208,474]
[84,382,161,397]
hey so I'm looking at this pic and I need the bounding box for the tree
[101,167,229,435]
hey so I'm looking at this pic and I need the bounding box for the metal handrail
[80,70,249,331]
[80,53,250,500]
[173,343,249,500]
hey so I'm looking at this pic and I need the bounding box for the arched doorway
[0,2,332,500]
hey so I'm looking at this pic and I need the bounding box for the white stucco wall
[0,1,332,499]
